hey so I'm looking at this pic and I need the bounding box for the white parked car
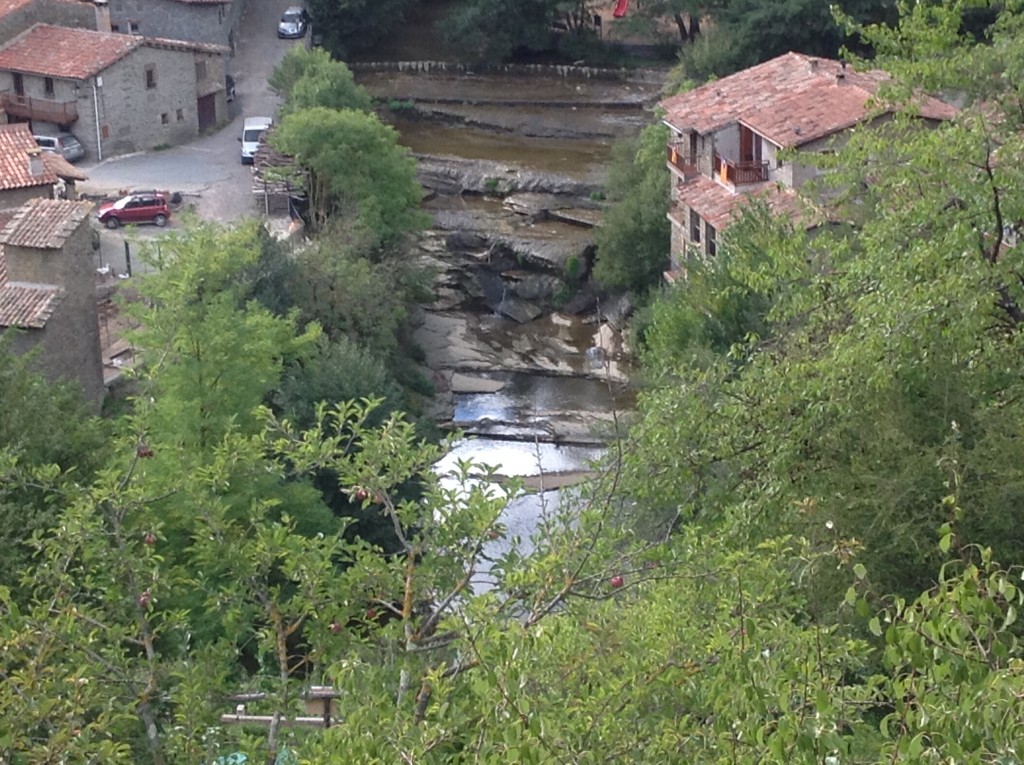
[239,116,272,165]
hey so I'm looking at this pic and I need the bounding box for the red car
[97,193,170,229]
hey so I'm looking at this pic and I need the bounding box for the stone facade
[0,199,105,409]
[107,0,243,51]
[0,0,96,46]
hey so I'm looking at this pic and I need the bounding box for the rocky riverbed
[354,60,663,487]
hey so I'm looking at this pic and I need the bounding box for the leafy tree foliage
[593,122,671,293]
[305,0,417,58]
[7,5,1024,764]
[272,107,427,244]
[643,0,894,78]
[0,338,107,595]
[268,47,373,117]
[625,1,1024,602]
[439,0,571,63]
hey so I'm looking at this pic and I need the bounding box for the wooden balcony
[666,144,698,177]
[713,153,768,185]
[1,91,78,125]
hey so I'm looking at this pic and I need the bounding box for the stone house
[0,197,105,409]
[0,24,229,160]
[0,122,87,209]
[104,0,244,51]
[659,52,957,279]
[0,0,97,46]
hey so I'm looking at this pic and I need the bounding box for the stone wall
[108,0,241,49]
[4,211,105,409]
[0,0,96,46]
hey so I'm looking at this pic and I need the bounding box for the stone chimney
[837,61,847,84]
[94,0,112,33]
[27,148,43,177]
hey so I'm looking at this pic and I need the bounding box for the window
[706,224,717,257]
[196,60,207,80]
[44,77,54,97]
[161,112,169,124]
[129,21,140,32]
[145,64,156,89]
[111,24,120,32]
[176,108,184,121]
[689,209,701,244]
[12,73,23,96]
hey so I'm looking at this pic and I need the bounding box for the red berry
[610,575,624,589]
[353,488,369,502]
[365,608,378,620]
[138,591,152,608]
[143,532,157,546]
[330,621,342,634]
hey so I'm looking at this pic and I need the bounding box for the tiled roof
[40,151,88,182]
[661,52,957,148]
[0,24,142,79]
[0,197,91,249]
[0,123,57,190]
[0,239,62,330]
[670,174,813,232]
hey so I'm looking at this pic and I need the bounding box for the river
[350,3,666,542]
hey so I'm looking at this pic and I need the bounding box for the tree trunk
[674,13,688,43]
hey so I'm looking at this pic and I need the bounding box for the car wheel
[154,214,168,227]
[105,217,120,229]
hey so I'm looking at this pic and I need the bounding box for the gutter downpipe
[92,77,103,162]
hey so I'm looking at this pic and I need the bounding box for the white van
[239,116,273,165]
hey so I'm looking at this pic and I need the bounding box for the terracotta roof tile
[670,174,813,232]
[661,52,957,148]
[0,197,91,249]
[0,24,142,79]
[0,242,63,329]
[40,151,88,182]
[0,123,57,190]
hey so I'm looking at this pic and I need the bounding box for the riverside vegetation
[5,3,1024,763]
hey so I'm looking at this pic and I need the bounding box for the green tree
[125,222,320,450]
[641,0,894,78]
[271,107,427,244]
[623,0,1024,601]
[0,337,107,595]
[440,0,564,63]
[305,0,417,58]
[269,47,373,117]
[592,122,671,293]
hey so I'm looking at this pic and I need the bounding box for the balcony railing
[713,153,768,185]
[1,91,78,125]
[666,144,698,177]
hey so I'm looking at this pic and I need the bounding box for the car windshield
[243,129,265,142]
[282,11,301,22]
[112,197,132,210]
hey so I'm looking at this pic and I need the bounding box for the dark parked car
[97,193,170,229]
[277,7,308,38]
[34,132,85,163]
